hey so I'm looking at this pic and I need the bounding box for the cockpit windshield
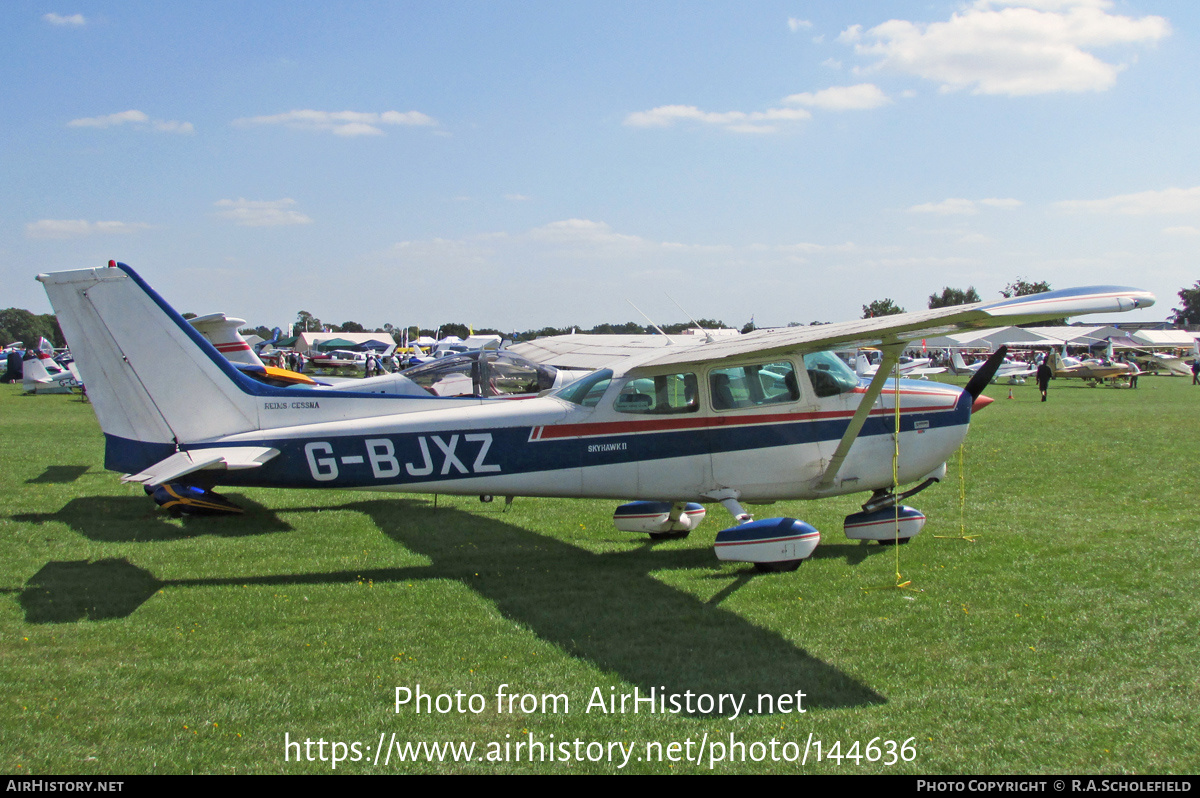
[553,369,613,407]
[803,351,860,397]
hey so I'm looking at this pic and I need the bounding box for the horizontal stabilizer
[122,446,279,487]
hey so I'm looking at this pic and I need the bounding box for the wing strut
[816,342,903,492]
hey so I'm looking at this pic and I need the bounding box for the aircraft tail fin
[189,313,265,367]
[38,263,263,473]
[950,349,968,373]
[964,345,1007,401]
[21,353,53,392]
[254,327,283,355]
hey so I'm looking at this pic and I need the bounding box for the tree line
[0,308,64,349]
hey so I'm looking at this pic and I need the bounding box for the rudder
[38,263,262,472]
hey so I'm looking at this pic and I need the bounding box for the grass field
[2,375,1198,774]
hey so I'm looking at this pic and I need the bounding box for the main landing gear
[710,495,820,573]
[612,477,940,572]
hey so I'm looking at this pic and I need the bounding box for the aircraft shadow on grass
[11,497,886,711]
[11,494,293,542]
[25,465,92,484]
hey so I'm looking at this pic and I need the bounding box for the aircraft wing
[631,286,1154,371]
[508,333,701,369]
[121,446,280,487]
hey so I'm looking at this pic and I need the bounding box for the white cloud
[232,110,437,136]
[1054,186,1200,215]
[395,220,862,266]
[909,198,980,215]
[844,1,1170,95]
[26,219,149,239]
[43,13,85,26]
[783,83,891,110]
[68,110,148,128]
[838,25,863,44]
[788,18,812,32]
[623,104,811,134]
[1163,226,1200,237]
[377,220,986,328]
[68,110,194,133]
[626,86,892,135]
[151,120,196,134]
[213,198,313,227]
[524,219,650,250]
[909,197,1023,214]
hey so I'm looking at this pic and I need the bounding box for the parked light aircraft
[1135,346,1197,377]
[949,350,1036,384]
[1137,350,1195,374]
[1047,350,1137,384]
[854,350,945,379]
[39,263,1154,571]
[195,317,589,399]
[1135,352,1189,377]
[21,352,82,394]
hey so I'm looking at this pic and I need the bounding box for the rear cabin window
[614,373,698,414]
[709,361,800,410]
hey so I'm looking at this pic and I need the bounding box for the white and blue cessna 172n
[39,262,1154,572]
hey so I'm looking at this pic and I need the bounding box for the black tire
[648,529,690,541]
[753,560,802,573]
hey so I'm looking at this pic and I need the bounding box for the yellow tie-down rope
[864,360,918,593]
[933,444,979,542]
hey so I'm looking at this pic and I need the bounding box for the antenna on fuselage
[626,300,676,343]
[665,293,715,344]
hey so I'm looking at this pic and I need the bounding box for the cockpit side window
[802,351,859,397]
[709,361,799,410]
[615,372,698,414]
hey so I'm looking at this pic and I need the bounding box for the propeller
[964,345,1007,413]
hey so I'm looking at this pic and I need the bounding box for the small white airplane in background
[40,262,1153,572]
[192,313,588,399]
[854,350,946,379]
[949,350,1036,384]
[1105,338,1194,379]
[1135,346,1197,378]
[1047,349,1137,384]
[21,351,82,394]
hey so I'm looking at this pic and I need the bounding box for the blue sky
[3,1,1195,332]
